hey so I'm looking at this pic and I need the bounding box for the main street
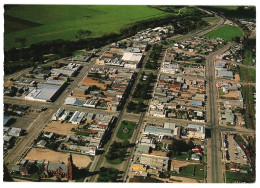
[89,9,226,182]
[205,43,234,183]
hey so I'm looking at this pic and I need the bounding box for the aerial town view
[3,4,256,184]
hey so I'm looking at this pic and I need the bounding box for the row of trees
[105,140,132,163]
[133,72,155,99]
[145,44,163,69]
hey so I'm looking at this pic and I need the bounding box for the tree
[122,140,130,148]
[127,101,136,111]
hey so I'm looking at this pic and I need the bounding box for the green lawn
[239,66,255,83]
[116,120,136,140]
[173,152,189,160]
[248,68,256,83]
[73,50,85,56]
[203,17,218,22]
[4,5,170,49]
[179,164,204,179]
[243,48,255,66]
[226,171,255,183]
[218,89,225,95]
[204,25,243,41]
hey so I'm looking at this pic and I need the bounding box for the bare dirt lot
[156,176,199,183]
[25,148,92,168]
[171,160,198,168]
[44,121,78,136]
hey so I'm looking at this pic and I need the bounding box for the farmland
[4,5,170,49]
[204,25,243,41]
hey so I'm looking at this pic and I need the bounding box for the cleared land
[4,5,169,49]
[171,160,198,168]
[44,121,78,136]
[25,148,92,168]
[204,25,243,41]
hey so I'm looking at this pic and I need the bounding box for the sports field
[204,25,243,41]
[4,5,170,49]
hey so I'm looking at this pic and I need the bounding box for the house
[52,108,65,121]
[191,154,200,161]
[187,124,205,139]
[191,100,203,107]
[43,132,54,139]
[8,127,22,137]
[192,145,202,155]
[4,116,13,126]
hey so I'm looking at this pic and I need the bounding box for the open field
[44,121,78,136]
[204,25,243,41]
[4,5,169,49]
[25,148,92,168]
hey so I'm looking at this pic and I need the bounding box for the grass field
[179,164,204,179]
[211,6,239,10]
[243,47,255,66]
[204,25,243,41]
[202,17,218,23]
[116,120,136,140]
[4,5,170,49]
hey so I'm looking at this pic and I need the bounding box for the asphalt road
[205,43,233,183]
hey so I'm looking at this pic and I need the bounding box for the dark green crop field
[4,5,170,49]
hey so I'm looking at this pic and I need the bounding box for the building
[52,108,65,121]
[69,111,86,125]
[25,81,66,102]
[144,125,175,138]
[4,116,13,126]
[136,153,169,171]
[136,145,150,154]
[8,127,22,137]
[217,70,234,78]
[187,124,205,139]
[122,52,142,62]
